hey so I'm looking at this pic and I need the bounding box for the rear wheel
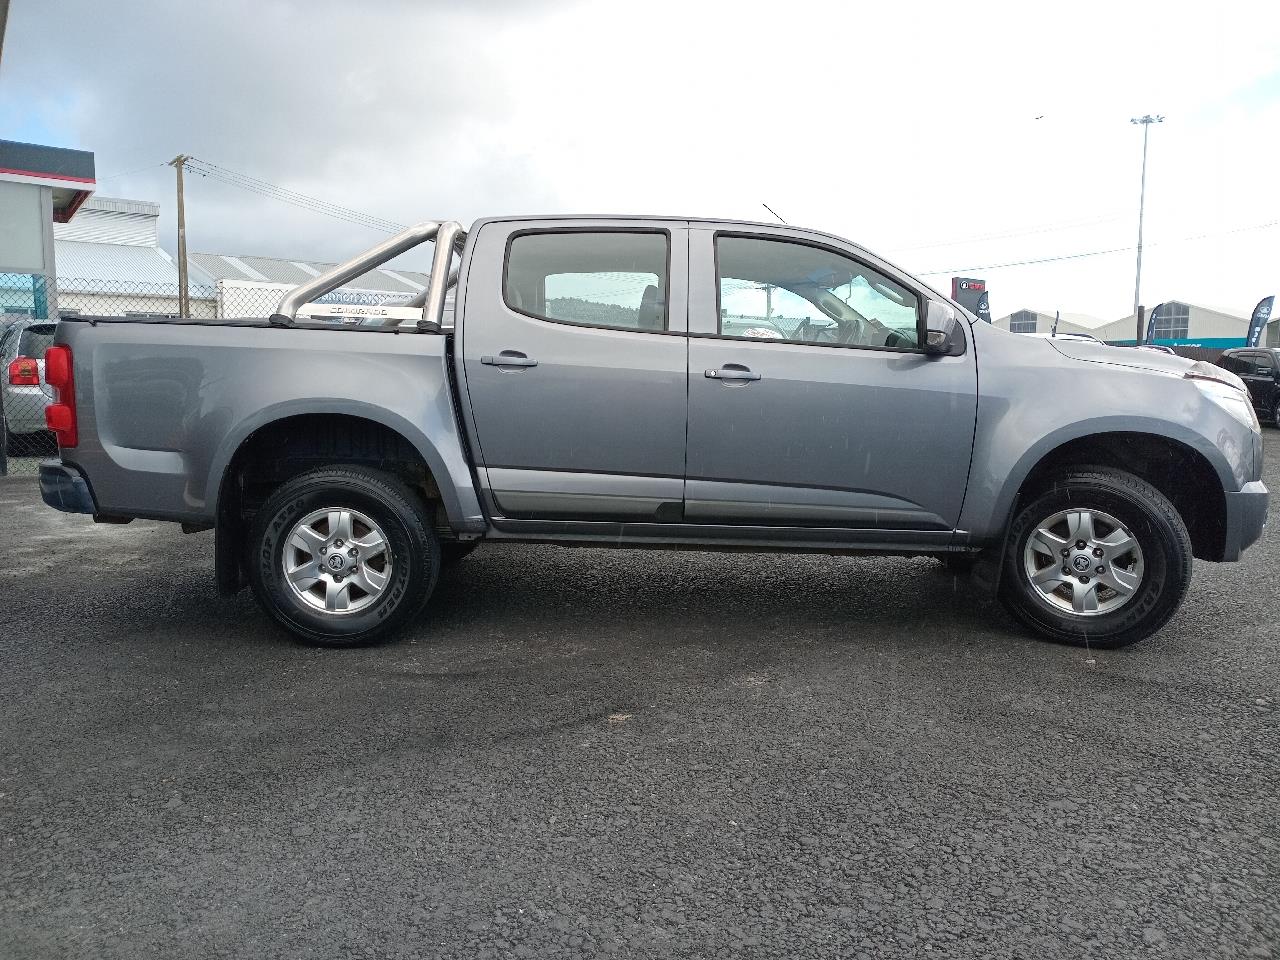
[999,468,1192,649]
[247,466,440,647]
[1271,397,1280,427]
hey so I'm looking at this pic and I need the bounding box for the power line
[182,157,407,233]
[917,217,1280,277]
[95,161,169,182]
[885,212,1128,254]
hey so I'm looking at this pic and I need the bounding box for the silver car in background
[1,318,57,445]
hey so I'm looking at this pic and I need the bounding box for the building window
[1009,310,1037,334]
[1152,302,1189,340]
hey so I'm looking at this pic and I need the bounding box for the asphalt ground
[1,445,1277,959]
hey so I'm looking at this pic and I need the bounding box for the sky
[2,0,1279,322]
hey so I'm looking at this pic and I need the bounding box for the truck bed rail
[270,220,466,331]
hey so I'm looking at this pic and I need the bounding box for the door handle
[481,352,538,368]
[705,366,761,381]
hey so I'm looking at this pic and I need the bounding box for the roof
[998,308,1110,329]
[77,195,159,217]
[190,251,430,295]
[54,240,216,291]
[0,139,96,222]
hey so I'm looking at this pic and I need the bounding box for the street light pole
[1131,115,1163,341]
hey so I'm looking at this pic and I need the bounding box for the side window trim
[708,231,927,353]
[501,227,674,335]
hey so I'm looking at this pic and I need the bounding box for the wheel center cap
[326,553,347,572]
[1071,554,1092,572]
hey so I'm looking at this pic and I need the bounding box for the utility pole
[1130,115,1163,338]
[169,155,190,319]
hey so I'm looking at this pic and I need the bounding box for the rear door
[684,227,977,535]
[458,219,689,522]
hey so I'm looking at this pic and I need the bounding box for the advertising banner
[975,291,991,324]
[1144,303,1165,343]
[1247,295,1274,347]
[950,277,987,317]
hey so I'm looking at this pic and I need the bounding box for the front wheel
[999,468,1192,649]
[247,466,440,647]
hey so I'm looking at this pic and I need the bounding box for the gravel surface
[1,445,1277,959]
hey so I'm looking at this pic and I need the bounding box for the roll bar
[270,220,466,331]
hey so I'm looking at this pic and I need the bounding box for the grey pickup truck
[38,216,1268,649]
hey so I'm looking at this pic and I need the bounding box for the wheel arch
[210,404,464,595]
[1002,430,1228,563]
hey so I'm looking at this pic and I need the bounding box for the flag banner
[1144,303,1165,343]
[975,291,991,324]
[1247,295,1274,347]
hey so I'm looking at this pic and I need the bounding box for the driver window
[716,235,921,349]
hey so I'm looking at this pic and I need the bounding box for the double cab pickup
[38,216,1268,648]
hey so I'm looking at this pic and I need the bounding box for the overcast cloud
[2,0,1278,319]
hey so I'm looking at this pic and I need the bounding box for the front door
[1241,351,1278,416]
[684,229,977,534]
[460,221,689,522]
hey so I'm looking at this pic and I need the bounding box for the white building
[47,195,431,319]
[994,301,1251,348]
[50,196,217,318]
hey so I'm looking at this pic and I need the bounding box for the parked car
[1135,344,1177,355]
[1,317,56,450]
[1217,347,1280,425]
[38,215,1268,650]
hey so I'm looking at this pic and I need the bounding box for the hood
[1044,338,1196,377]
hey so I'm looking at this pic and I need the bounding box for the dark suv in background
[1218,348,1280,425]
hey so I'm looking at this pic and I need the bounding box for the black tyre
[439,541,479,568]
[247,466,440,647]
[999,468,1192,649]
[1271,398,1280,427]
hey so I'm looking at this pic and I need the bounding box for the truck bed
[51,314,482,529]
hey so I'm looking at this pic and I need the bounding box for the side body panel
[456,218,690,522]
[55,320,485,529]
[684,226,977,531]
[959,323,1261,543]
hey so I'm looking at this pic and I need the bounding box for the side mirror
[923,301,965,356]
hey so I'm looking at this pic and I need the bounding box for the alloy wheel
[1023,508,1144,616]
[281,507,392,615]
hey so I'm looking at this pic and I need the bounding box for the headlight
[1186,362,1259,430]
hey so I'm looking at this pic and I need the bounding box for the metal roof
[78,196,159,217]
[54,240,216,291]
[190,251,430,294]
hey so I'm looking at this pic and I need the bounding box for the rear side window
[505,231,669,332]
[16,325,55,358]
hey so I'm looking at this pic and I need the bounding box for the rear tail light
[7,357,39,385]
[43,344,77,448]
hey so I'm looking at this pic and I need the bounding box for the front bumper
[38,459,97,515]
[1222,481,1268,561]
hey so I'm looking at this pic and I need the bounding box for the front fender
[962,417,1238,544]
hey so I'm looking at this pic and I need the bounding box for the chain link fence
[1,272,316,477]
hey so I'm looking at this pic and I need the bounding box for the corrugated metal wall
[54,209,157,246]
